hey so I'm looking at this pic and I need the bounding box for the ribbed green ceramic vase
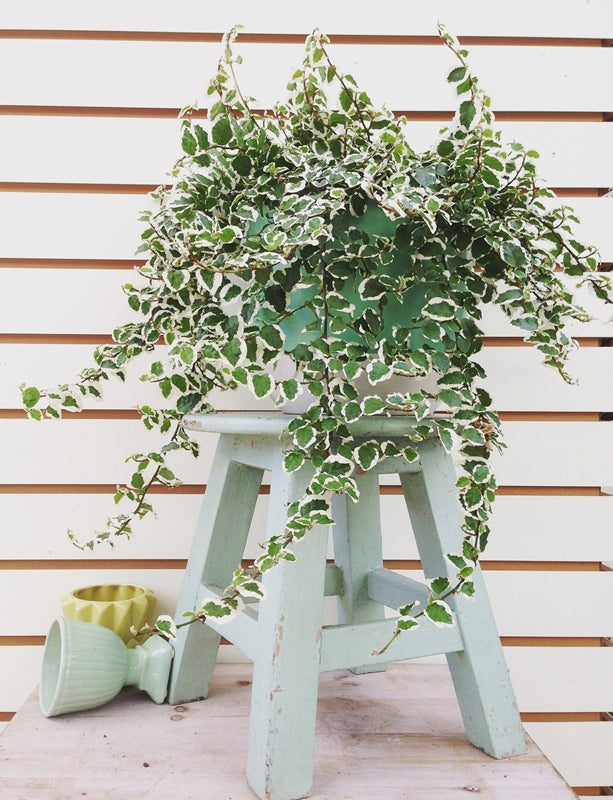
[40,617,174,717]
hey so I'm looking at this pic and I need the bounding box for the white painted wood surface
[1,194,610,260]
[4,267,612,335]
[1,41,611,111]
[1,118,611,187]
[2,343,612,410]
[3,419,613,486]
[2,0,611,37]
[1,567,611,640]
[5,644,613,719]
[1,493,612,562]
[1,5,612,792]
[524,721,613,788]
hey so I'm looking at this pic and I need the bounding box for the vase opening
[72,584,145,603]
[39,618,64,717]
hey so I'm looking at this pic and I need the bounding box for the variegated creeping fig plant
[23,28,612,643]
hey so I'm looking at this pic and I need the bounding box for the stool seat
[168,412,526,800]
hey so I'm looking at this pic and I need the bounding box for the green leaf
[167,269,187,290]
[342,401,362,423]
[496,288,523,305]
[284,450,305,473]
[512,316,539,332]
[437,428,454,452]
[367,360,392,384]
[361,396,386,416]
[472,464,491,483]
[447,66,467,84]
[397,617,419,631]
[463,485,483,511]
[211,117,233,146]
[259,324,283,350]
[430,576,450,595]
[176,393,201,413]
[251,373,273,399]
[343,361,361,381]
[359,276,386,300]
[130,471,145,491]
[22,386,40,408]
[281,379,299,400]
[459,99,476,128]
[295,425,316,448]
[171,374,187,393]
[448,553,467,570]
[403,446,419,463]
[219,226,238,243]
[231,154,252,175]
[357,442,379,471]
[425,600,454,627]
[194,123,210,149]
[181,127,198,155]
[462,427,485,445]
[438,388,463,407]
[483,154,504,172]
[424,299,455,320]
[500,241,528,268]
[339,89,352,112]
[180,346,194,365]
[221,338,242,366]
[436,139,454,158]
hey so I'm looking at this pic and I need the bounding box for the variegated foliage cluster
[23,28,611,638]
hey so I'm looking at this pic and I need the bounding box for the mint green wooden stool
[168,412,526,800]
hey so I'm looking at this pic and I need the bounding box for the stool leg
[168,435,263,705]
[246,457,328,800]
[332,472,387,674]
[400,438,526,758]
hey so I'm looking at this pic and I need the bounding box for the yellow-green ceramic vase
[61,584,157,645]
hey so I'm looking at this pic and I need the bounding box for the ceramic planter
[40,617,174,717]
[271,353,439,414]
[61,583,157,645]
[257,202,442,412]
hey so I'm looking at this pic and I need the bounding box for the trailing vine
[23,27,612,642]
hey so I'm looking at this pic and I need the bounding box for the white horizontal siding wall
[1,3,612,794]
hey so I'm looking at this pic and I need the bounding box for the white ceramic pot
[271,355,440,415]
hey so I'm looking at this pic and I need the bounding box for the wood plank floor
[0,663,576,800]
